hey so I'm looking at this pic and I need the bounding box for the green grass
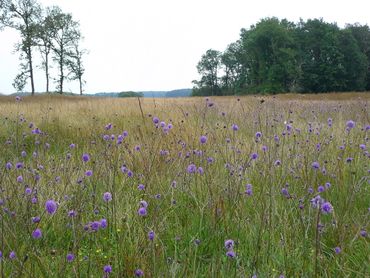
[0,94,369,277]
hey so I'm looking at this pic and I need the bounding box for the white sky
[0,0,369,94]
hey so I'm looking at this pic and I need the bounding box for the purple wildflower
[138,207,147,216]
[66,253,75,262]
[82,153,90,162]
[226,250,236,258]
[232,124,239,131]
[187,164,197,174]
[45,200,57,215]
[85,170,93,177]
[224,239,234,250]
[32,228,42,239]
[334,247,341,254]
[312,161,320,170]
[346,120,355,129]
[9,251,16,260]
[251,153,258,160]
[321,201,333,214]
[148,230,155,241]
[200,135,207,144]
[103,192,112,202]
[103,265,112,273]
[135,269,144,277]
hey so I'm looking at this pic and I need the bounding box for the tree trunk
[79,76,82,95]
[28,46,35,96]
[45,51,49,93]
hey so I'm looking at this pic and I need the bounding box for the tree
[346,24,370,90]
[67,41,87,95]
[194,49,221,96]
[0,0,42,95]
[47,6,80,94]
[338,29,367,91]
[296,19,345,93]
[240,18,298,93]
[35,6,56,93]
[220,41,246,94]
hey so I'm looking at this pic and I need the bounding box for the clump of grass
[0,94,368,277]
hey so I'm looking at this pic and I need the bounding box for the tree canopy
[193,18,370,96]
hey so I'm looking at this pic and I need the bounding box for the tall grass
[0,94,369,277]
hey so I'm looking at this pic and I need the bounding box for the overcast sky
[0,0,369,94]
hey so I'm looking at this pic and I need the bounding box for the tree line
[0,0,86,95]
[193,18,370,96]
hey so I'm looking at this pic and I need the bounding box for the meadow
[0,93,369,277]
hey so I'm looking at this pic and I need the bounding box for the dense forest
[193,18,370,96]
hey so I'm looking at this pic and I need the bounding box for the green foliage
[117,91,144,98]
[194,17,370,95]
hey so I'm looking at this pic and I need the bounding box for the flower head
[32,228,42,239]
[45,200,57,215]
[103,192,112,202]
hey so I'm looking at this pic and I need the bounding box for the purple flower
[148,230,155,241]
[66,253,75,262]
[9,251,16,260]
[281,188,289,198]
[138,207,147,216]
[140,200,148,208]
[45,200,57,215]
[105,123,112,130]
[255,131,262,138]
[5,162,12,170]
[310,195,323,209]
[69,143,76,149]
[187,164,197,174]
[250,153,258,160]
[100,218,107,229]
[318,186,325,193]
[103,265,112,273]
[138,184,145,190]
[90,221,101,231]
[312,161,320,170]
[32,216,40,223]
[15,96,21,101]
[85,170,93,177]
[21,151,26,157]
[153,117,159,124]
[200,135,207,144]
[232,124,239,131]
[134,269,144,277]
[103,192,112,202]
[274,160,281,166]
[82,153,90,162]
[346,120,355,129]
[224,239,234,250]
[245,184,253,196]
[17,175,23,183]
[68,210,76,217]
[197,167,204,175]
[32,228,42,239]
[360,229,367,237]
[321,201,333,214]
[226,250,236,258]
[334,247,341,254]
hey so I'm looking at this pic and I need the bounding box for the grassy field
[0,93,369,277]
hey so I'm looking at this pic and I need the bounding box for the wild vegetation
[0,94,368,277]
[193,18,370,96]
